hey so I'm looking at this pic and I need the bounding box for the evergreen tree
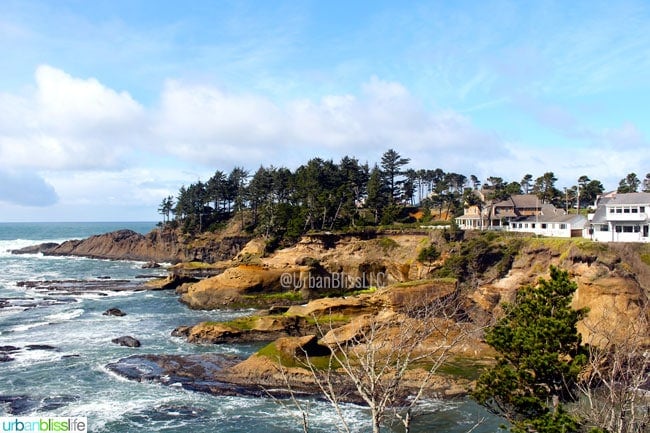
[617,172,640,193]
[473,267,587,433]
[380,148,410,203]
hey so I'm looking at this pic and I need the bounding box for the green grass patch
[640,244,650,266]
[436,358,491,380]
[242,291,303,302]
[256,341,338,370]
[376,237,399,253]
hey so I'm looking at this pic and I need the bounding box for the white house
[508,213,587,237]
[588,192,650,243]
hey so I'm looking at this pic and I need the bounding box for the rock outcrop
[12,228,252,264]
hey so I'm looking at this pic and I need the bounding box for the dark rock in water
[103,307,126,317]
[170,326,191,338]
[0,354,14,362]
[97,276,111,280]
[40,395,80,412]
[25,344,57,351]
[112,336,141,347]
[0,395,39,415]
[105,353,299,399]
[0,395,78,414]
[61,354,81,359]
[0,345,20,353]
[10,242,59,255]
[142,261,161,269]
[129,404,207,423]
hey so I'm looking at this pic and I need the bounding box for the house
[456,193,552,230]
[587,192,650,243]
[508,213,587,237]
[455,189,489,229]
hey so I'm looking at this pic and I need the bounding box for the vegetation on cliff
[158,148,649,246]
[473,267,587,432]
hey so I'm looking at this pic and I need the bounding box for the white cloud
[0,65,145,171]
[153,75,507,168]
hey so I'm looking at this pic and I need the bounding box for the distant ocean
[0,222,501,432]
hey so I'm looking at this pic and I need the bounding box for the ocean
[0,222,502,432]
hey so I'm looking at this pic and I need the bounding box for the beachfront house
[588,192,650,243]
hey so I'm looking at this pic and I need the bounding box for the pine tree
[473,267,588,433]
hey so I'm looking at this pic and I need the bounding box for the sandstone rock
[180,265,290,309]
[274,335,330,358]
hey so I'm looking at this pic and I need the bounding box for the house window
[541,223,547,229]
[524,223,529,228]
[641,206,646,213]
[531,223,536,228]
[609,207,615,213]
[615,226,622,233]
[631,207,638,213]
[623,226,633,233]
[560,224,567,229]
[600,225,609,232]
[634,226,640,233]
[624,207,630,213]
[616,207,622,213]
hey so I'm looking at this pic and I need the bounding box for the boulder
[103,308,126,317]
[112,336,141,348]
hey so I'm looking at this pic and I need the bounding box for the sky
[0,0,648,221]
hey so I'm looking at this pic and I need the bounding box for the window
[623,226,633,233]
[615,226,622,233]
[541,223,547,229]
[531,223,536,228]
[600,225,609,232]
[560,224,567,229]
[641,206,646,213]
[609,207,614,213]
[616,207,622,213]
[634,226,640,233]
[524,223,529,228]
[624,207,630,213]
[631,207,638,213]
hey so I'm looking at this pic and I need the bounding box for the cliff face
[19,228,251,264]
[181,233,649,347]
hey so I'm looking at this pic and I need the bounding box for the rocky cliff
[13,228,251,264]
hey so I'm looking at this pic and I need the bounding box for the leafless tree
[294,287,484,433]
[574,302,650,433]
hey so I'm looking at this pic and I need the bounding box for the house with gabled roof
[588,192,650,243]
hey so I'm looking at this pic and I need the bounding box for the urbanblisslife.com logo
[0,417,87,432]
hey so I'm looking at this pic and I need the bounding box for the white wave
[11,321,50,332]
[46,308,84,323]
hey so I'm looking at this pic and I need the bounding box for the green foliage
[417,242,440,264]
[434,232,520,282]
[472,267,588,432]
[377,237,399,253]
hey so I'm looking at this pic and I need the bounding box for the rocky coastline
[11,227,650,404]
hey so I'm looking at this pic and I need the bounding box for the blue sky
[0,0,648,221]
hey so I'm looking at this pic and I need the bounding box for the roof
[493,194,542,209]
[605,192,650,206]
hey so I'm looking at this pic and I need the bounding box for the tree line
[158,149,650,238]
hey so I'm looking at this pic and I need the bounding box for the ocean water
[0,222,502,432]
